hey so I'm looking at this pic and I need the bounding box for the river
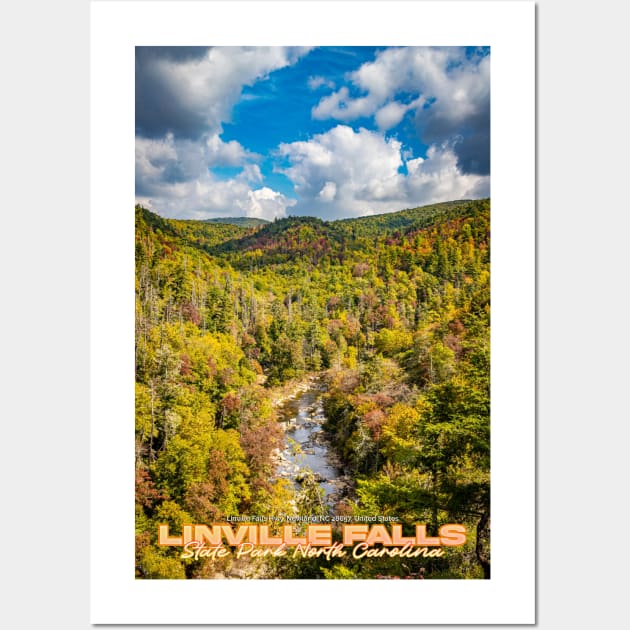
[274,379,349,507]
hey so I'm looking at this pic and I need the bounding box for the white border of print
[91,1,535,624]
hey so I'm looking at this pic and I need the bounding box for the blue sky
[136,46,490,220]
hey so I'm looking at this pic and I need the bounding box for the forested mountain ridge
[203,216,270,228]
[334,198,478,235]
[210,199,485,266]
[135,198,490,579]
[137,208,258,252]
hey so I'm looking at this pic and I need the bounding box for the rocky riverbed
[273,378,353,507]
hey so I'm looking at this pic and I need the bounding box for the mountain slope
[335,199,479,236]
[135,197,490,579]
[204,217,270,228]
[210,199,489,269]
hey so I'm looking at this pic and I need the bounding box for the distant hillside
[135,206,261,251]
[210,199,489,268]
[213,215,336,262]
[336,199,476,237]
[203,217,270,228]
[136,199,489,272]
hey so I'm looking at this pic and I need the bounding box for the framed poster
[91,0,535,623]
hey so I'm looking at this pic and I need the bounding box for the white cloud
[312,86,374,122]
[311,47,490,173]
[374,101,409,131]
[136,47,312,220]
[405,144,490,204]
[239,163,263,183]
[136,133,256,188]
[205,134,255,166]
[313,47,487,125]
[136,175,295,221]
[246,187,296,219]
[318,181,337,202]
[277,125,488,219]
[374,97,425,131]
[308,75,335,91]
[136,135,294,221]
[137,46,312,139]
[279,125,404,214]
